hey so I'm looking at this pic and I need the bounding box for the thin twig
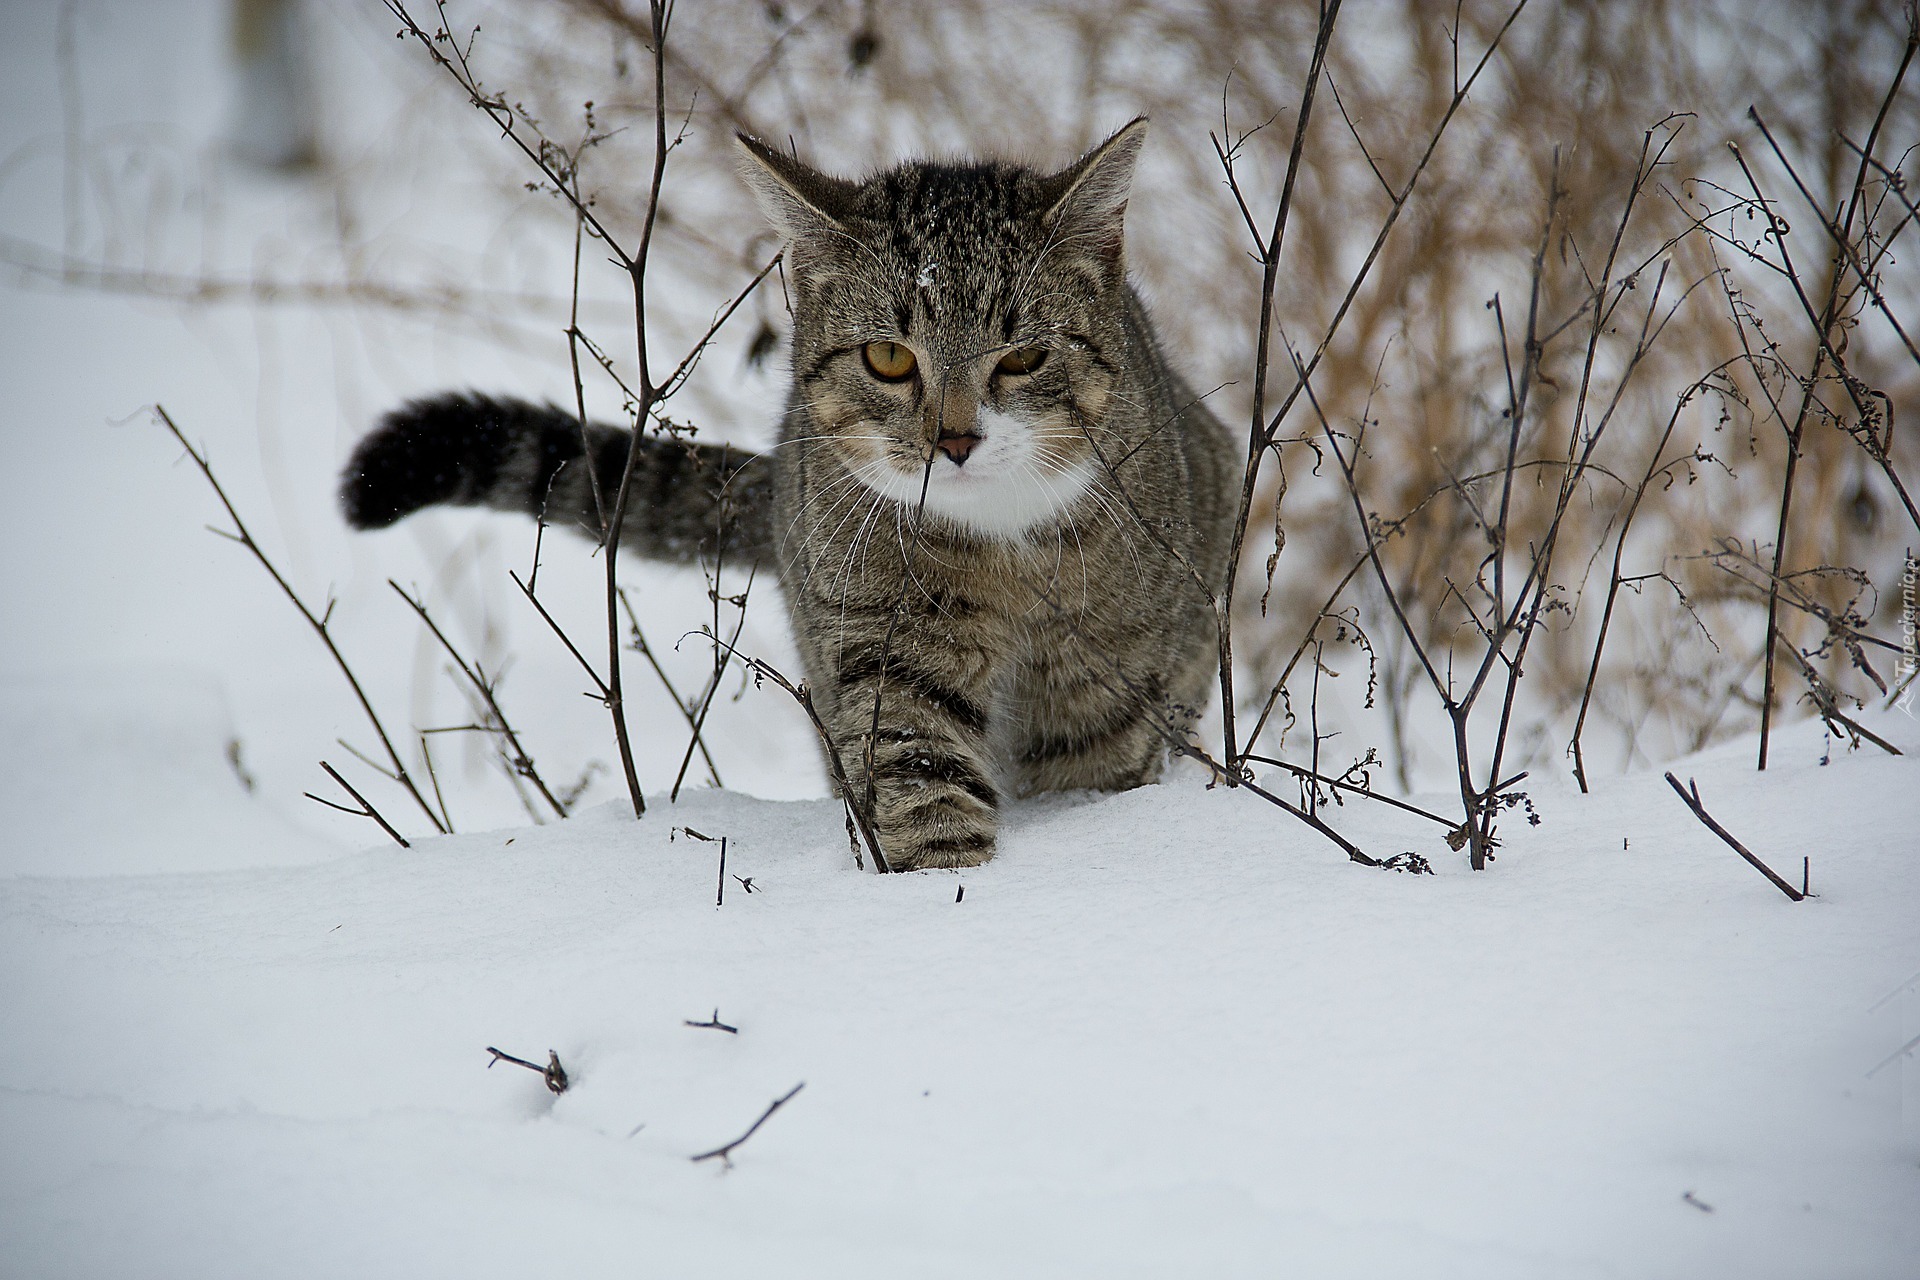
[485,1046,570,1094]
[1242,754,1455,827]
[306,762,411,848]
[691,1082,804,1167]
[510,569,609,696]
[1216,0,1344,770]
[706,637,889,873]
[156,405,444,835]
[684,1008,739,1034]
[1774,637,1904,756]
[418,732,455,832]
[1743,112,1920,535]
[658,251,783,401]
[590,0,679,820]
[1662,772,1807,901]
[618,588,723,788]
[672,567,755,802]
[391,581,569,819]
[1571,365,1739,791]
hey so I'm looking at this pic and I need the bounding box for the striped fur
[340,120,1236,870]
[340,393,770,566]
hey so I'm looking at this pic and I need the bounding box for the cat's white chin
[861,410,1097,540]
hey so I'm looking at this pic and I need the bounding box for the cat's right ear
[735,134,857,246]
[1036,117,1149,265]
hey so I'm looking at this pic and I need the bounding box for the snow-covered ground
[2,3,1917,1277]
[3,685,1918,1277]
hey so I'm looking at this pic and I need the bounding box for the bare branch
[486,1046,570,1094]
[691,1082,804,1167]
[1663,773,1807,901]
[392,581,569,819]
[155,405,444,836]
[306,762,411,848]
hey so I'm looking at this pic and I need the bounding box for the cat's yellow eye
[862,341,918,382]
[996,345,1049,376]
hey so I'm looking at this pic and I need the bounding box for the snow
[0,671,337,878]
[2,2,1918,1276]
[2,706,1917,1277]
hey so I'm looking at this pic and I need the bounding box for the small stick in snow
[676,827,730,906]
[486,1046,569,1094]
[691,1082,804,1168]
[1662,772,1807,901]
[684,1009,739,1034]
[305,762,410,848]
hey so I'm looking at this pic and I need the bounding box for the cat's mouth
[853,412,1096,540]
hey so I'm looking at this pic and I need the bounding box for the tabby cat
[340,118,1237,869]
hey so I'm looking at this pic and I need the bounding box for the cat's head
[737,120,1148,540]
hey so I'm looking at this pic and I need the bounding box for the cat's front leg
[816,623,1003,871]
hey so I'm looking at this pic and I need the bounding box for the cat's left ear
[1036,117,1148,264]
[735,133,858,248]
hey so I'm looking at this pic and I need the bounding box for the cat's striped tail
[339,393,773,568]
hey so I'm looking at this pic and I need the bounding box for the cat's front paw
[887,831,996,871]
[863,743,1000,870]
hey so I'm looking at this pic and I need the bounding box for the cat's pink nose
[936,433,981,464]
